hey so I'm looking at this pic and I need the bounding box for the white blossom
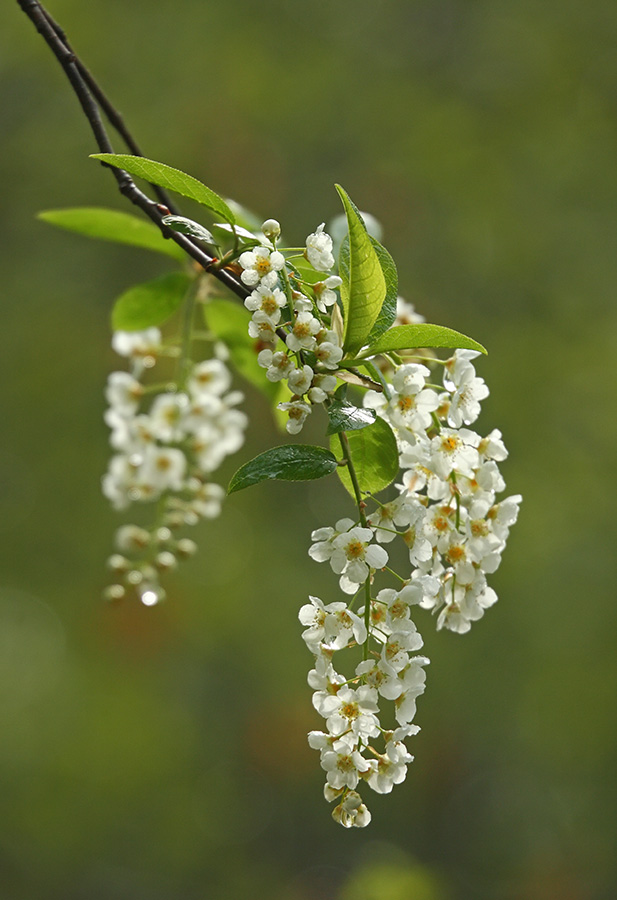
[305,223,335,272]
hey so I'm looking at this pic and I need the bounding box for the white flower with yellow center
[112,327,162,360]
[244,284,287,324]
[329,526,389,590]
[287,365,313,396]
[321,747,373,790]
[316,685,381,740]
[247,310,278,344]
[285,311,321,352]
[257,349,294,382]
[105,371,143,414]
[314,275,342,312]
[188,359,232,397]
[277,399,311,434]
[238,246,285,287]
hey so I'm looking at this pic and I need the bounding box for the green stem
[338,430,373,661]
[177,277,199,390]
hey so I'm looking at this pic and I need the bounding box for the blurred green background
[1,1,616,898]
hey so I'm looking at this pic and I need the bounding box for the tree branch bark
[16,0,249,304]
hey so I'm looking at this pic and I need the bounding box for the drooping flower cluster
[301,321,520,826]
[102,326,247,605]
[238,222,344,434]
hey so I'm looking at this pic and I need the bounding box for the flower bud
[176,538,197,558]
[261,218,281,241]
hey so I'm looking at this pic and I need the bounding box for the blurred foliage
[1,0,616,898]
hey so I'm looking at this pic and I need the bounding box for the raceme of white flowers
[97,206,519,830]
[301,338,521,825]
[234,219,521,828]
[102,326,247,606]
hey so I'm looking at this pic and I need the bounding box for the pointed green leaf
[37,207,185,260]
[112,272,191,331]
[361,323,487,357]
[203,298,280,402]
[339,234,397,345]
[90,154,236,223]
[330,417,399,497]
[326,401,376,435]
[161,215,214,244]
[228,444,338,494]
[335,185,387,355]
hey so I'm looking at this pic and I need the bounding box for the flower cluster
[301,323,520,826]
[299,583,429,827]
[102,327,247,605]
[239,223,344,434]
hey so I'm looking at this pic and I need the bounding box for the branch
[17,0,249,304]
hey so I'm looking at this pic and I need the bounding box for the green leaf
[37,207,185,260]
[326,400,376,435]
[360,323,487,357]
[90,154,236,223]
[330,417,399,497]
[161,215,214,244]
[339,234,397,344]
[112,272,191,331]
[335,185,387,355]
[228,444,338,494]
[203,298,280,402]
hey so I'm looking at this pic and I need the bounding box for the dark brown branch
[36,4,180,215]
[17,0,249,304]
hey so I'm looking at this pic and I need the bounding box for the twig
[17,0,249,303]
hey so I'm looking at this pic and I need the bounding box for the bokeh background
[1,1,616,898]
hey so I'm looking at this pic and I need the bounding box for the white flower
[238,246,285,287]
[278,399,311,434]
[321,747,373,790]
[112,328,162,359]
[105,371,143,414]
[305,223,335,272]
[314,275,342,313]
[355,656,402,701]
[292,292,313,313]
[394,657,429,725]
[244,284,287,324]
[257,349,294,382]
[487,494,522,542]
[446,365,489,427]
[367,747,412,794]
[247,310,278,343]
[188,359,232,397]
[314,337,343,370]
[430,428,480,480]
[308,374,337,404]
[287,365,313,396]
[299,595,367,651]
[140,446,187,493]
[317,685,381,741]
[191,482,225,519]
[329,526,389,589]
[148,392,189,442]
[286,311,321,352]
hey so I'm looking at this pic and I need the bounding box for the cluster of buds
[102,327,247,605]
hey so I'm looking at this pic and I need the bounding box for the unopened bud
[176,538,197,558]
[261,218,281,241]
[155,551,177,572]
[116,525,150,553]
